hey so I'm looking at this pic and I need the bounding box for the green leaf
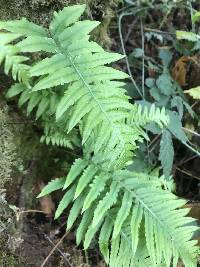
[17,36,56,53]
[54,185,76,219]
[176,30,200,42]
[50,5,86,35]
[99,217,113,263]
[0,18,48,37]
[0,33,22,45]
[168,111,188,143]
[37,177,65,198]
[171,96,183,119]
[67,192,86,229]
[6,83,26,98]
[82,174,110,212]
[84,219,103,249]
[92,181,120,227]
[131,204,143,254]
[145,78,155,88]
[36,97,49,119]
[74,164,98,199]
[185,86,200,99]
[130,48,143,58]
[156,73,174,96]
[27,93,42,114]
[112,191,132,238]
[159,130,174,177]
[63,158,88,190]
[159,48,172,67]
[18,89,31,107]
[76,207,94,246]
[192,11,200,23]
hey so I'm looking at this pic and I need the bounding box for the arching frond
[45,161,198,267]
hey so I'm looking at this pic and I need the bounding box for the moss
[0,251,24,267]
[0,194,25,267]
[0,0,122,47]
[0,103,20,188]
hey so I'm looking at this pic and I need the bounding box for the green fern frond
[40,120,80,148]
[1,6,136,167]
[51,161,198,267]
[37,177,65,198]
[0,32,30,84]
[1,5,199,267]
[130,104,169,128]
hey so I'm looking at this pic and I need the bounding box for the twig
[188,0,195,32]
[118,12,143,98]
[140,17,145,99]
[182,127,200,138]
[158,9,171,30]
[182,141,200,157]
[177,154,198,167]
[40,231,69,267]
[176,167,200,181]
[124,18,139,44]
[19,209,46,215]
[148,134,161,149]
[191,100,199,109]
[144,27,175,36]
[44,233,73,267]
[84,250,90,267]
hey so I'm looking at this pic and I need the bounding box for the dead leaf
[38,181,55,217]
[185,202,200,245]
[172,56,196,86]
[148,68,156,78]
[186,202,200,221]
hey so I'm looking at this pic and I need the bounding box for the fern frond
[40,120,80,148]
[130,104,169,128]
[1,5,199,267]
[0,32,30,84]
[37,177,65,198]
[1,6,139,167]
[60,164,198,266]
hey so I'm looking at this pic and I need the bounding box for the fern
[0,32,30,85]
[40,120,80,148]
[1,4,199,267]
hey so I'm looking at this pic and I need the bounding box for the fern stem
[118,12,143,99]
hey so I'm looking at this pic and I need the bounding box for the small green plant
[1,4,199,267]
[119,1,200,178]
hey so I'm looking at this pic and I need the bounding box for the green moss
[0,251,24,267]
[0,103,20,188]
[0,0,122,47]
[0,194,24,267]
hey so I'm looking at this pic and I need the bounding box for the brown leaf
[186,202,200,221]
[185,202,200,245]
[172,56,196,86]
[38,181,55,217]
[148,68,156,78]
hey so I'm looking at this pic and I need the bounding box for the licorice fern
[1,5,199,267]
